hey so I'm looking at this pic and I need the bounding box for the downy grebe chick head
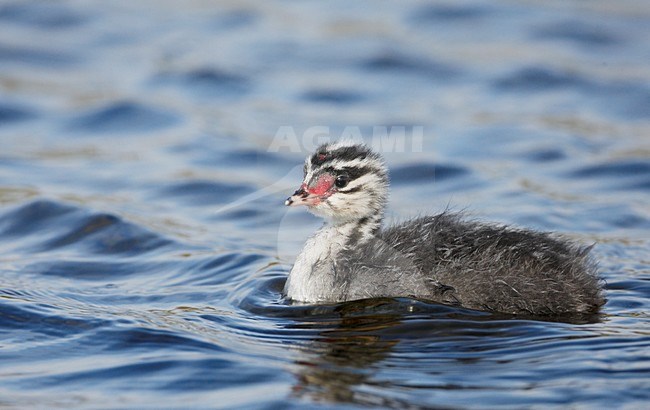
[285,141,389,225]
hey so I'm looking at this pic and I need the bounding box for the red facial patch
[318,154,326,161]
[308,174,334,195]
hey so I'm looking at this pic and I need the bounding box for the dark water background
[1,0,649,408]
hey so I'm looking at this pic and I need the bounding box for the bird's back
[379,213,605,315]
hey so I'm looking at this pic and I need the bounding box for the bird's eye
[335,174,349,188]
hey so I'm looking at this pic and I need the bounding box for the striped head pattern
[285,141,389,224]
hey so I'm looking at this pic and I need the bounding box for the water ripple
[0,200,174,255]
[67,101,181,135]
[0,1,87,29]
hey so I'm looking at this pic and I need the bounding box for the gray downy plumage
[284,141,605,315]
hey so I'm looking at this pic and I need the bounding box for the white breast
[284,224,351,302]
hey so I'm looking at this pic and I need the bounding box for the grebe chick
[283,141,606,315]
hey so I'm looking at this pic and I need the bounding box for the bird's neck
[302,214,383,262]
[328,212,383,248]
[284,214,383,302]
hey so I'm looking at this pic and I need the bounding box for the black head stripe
[310,144,379,170]
[343,166,376,180]
[318,165,379,180]
[328,146,371,162]
[311,149,328,167]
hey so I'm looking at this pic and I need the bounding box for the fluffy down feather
[284,143,605,315]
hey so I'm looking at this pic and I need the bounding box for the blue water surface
[0,0,649,408]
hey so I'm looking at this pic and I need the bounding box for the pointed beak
[285,184,321,207]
